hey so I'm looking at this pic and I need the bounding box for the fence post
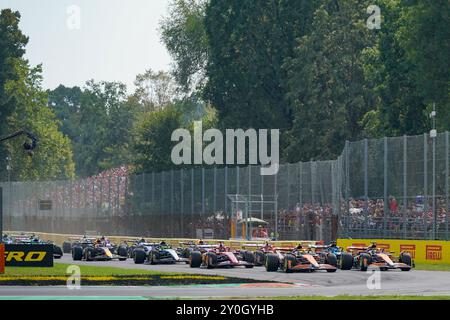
[424,133,428,238]
[446,131,449,240]
[260,171,264,220]
[345,141,350,237]
[236,166,240,195]
[213,167,217,213]
[180,169,184,237]
[201,168,205,215]
[151,172,155,213]
[224,167,228,216]
[191,168,194,217]
[364,139,369,235]
[171,170,174,237]
[274,167,278,240]
[403,135,407,239]
[383,137,388,238]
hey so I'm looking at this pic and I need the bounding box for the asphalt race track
[1,255,450,298]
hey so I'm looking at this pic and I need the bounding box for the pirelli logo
[377,244,390,250]
[400,245,416,259]
[426,245,442,261]
[4,244,53,267]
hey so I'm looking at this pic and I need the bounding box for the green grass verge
[1,263,183,277]
[414,263,450,271]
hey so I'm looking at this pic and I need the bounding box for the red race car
[189,242,254,269]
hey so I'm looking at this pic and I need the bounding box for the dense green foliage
[0,9,74,181]
[1,1,448,178]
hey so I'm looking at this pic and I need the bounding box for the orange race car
[340,243,413,271]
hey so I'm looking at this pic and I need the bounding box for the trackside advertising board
[337,239,450,264]
[4,244,54,267]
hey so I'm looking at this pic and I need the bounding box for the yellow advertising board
[337,238,450,264]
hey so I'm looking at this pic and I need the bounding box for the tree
[160,0,209,93]
[4,59,75,180]
[132,107,184,173]
[130,69,178,112]
[284,0,376,161]
[0,9,29,179]
[203,0,319,162]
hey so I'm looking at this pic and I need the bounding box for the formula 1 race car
[9,233,63,259]
[72,238,128,261]
[240,243,294,267]
[132,241,189,264]
[265,245,338,272]
[189,243,254,269]
[177,241,214,258]
[340,244,413,271]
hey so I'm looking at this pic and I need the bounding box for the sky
[0,0,173,92]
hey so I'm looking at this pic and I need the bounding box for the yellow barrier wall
[337,238,450,264]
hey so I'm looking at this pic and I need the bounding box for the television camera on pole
[0,130,38,273]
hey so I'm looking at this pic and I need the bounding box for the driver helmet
[140,238,146,243]
[330,241,337,247]
[197,239,204,245]
[296,243,303,250]
[160,240,167,246]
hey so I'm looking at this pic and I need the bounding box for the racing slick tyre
[53,245,63,259]
[399,252,412,271]
[326,253,338,267]
[359,253,371,271]
[149,250,160,265]
[85,248,94,261]
[243,251,255,265]
[189,251,202,268]
[254,251,265,266]
[205,252,218,269]
[117,245,128,261]
[339,252,354,270]
[265,253,280,272]
[133,248,146,264]
[72,246,83,261]
[62,242,72,254]
[283,254,297,273]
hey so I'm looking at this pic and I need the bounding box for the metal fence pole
[224,167,228,216]
[446,131,449,240]
[248,166,252,238]
[191,168,194,217]
[213,167,217,213]
[201,168,205,215]
[171,170,174,237]
[403,135,407,239]
[424,133,428,238]
[236,166,240,195]
[180,169,184,237]
[274,169,278,240]
[345,140,351,237]
[364,139,368,235]
[432,131,436,239]
[260,172,264,220]
[151,172,155,213]
[383,137,388,238]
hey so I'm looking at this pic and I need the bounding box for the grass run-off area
[0,263,182,277]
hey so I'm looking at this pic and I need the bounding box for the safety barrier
[337,238,450,264]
